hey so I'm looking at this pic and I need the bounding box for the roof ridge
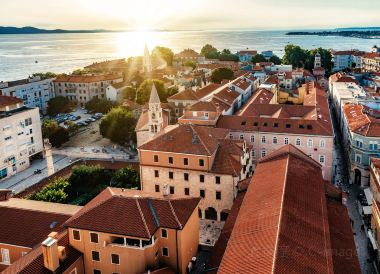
[168,200,182,229]
[135,198,152,238]
[271,156,289,273]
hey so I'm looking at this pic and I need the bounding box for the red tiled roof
[231,78,251,90]
[54,74,122,83]
[64,188,200,239]
[213,87,240,106]
[0,206,71,248]
[329,72,357,83]
[2,231,82,274]
[194,83,221,98]
[343,103,380,137]
[139,124,228,155]
[363,52,380,59]
[189,101,218,112]
[0,95,23,108]
[332,50,356,56]
[211,140,246,176]
[218,145,359,274]
[239,50,257,55]
[168,88,199,101]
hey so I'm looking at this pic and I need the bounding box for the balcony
[109,236,156,250]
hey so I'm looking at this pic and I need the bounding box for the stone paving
[199,219,225,246]
[330,99,376,274]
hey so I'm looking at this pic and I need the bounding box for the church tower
[143,43,153,73]
[148,84,163,139]
[314,52,322,68]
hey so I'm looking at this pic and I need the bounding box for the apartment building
[138,124,252,222]
[362,52,380,72]
[369,158,380,272]
[54,74,123,107]
[341,104,380,186]
[217,82,334,181]
[0,76,54,113]
[0,96,43,181]
[64,188,200,274]
[331,50,356,71]
[0,195,81,272]
[216,145,360,274]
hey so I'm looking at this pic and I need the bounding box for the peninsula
[286,30,380,39]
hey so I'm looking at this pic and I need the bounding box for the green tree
[269,55,282,65]
[32,72,57,79]
[282,44,309,68]
[151,46,174,66]
[219,49,239,62]
[42,119,69,147]
[47,96,74,116]
[100,107,137,144]
[85,98,118,114]
[28,178,70,203]
[211,67,234,84]
[201,44,219,59]
[121,87,137,101]
[251,54,267,64]
[114,166,140,189]
[69,165,111,191]
[183,61,197,70]
[136,79,168,104]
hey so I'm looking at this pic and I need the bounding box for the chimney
[42,236,60,272]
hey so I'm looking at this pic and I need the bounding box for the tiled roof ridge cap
[168,200,182,229]
[135,198,152,238]
[271,156,289,273]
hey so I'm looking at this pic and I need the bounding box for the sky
[1,0,380,31]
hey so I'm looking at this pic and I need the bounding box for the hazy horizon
[2,0,380,31]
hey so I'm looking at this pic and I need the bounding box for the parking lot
[51,108,103,128]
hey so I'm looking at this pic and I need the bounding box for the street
[330,98,376,274]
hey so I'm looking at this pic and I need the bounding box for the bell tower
[314,52,322,68]
[143,43,152,73]
[148,84,163,139]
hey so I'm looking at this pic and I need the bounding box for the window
[169,172,173,179]
[261,149,266,158]
[170,186,175,194]
[184,173,189,181]
[273,137,278,144]
[183,158,189,165]
[161,229,168,238]
[199,159,205,166]
[73,230,81,241]
[205,112,209,118]
[25,117,32,126]
[319,155,325,165]
[200,175,205,183]
[370,142,378,151]
[229,133,233,139]
[93,270,101,274]
[215,176,220,184]
[111,254,120,265]
[216,191,221,200]
[250,135,255,143]
[200,189,205,198]
[154,170,159,178]
[239,134,244,140]
[320,139,325,148]
[261,136,266,144]
[356,154,362,164]
[1,249,10,264]
[154,155,159,162]
[90,233,99,243]
[155,185,160,192]
[295,138,301,146]
[162,247,169,257]
[185,188,190,195]
[284,137,289,145]
[168,157,173,164]
[252,150,256,159]
[356,140,363,148]
[307,139,313,148]
[92,251,100,261]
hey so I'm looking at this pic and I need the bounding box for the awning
[363,206,373,215]
[364,188,373,206]
[368,230,378,251]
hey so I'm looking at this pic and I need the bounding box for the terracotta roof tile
[0,95,23,108]
[54,74,122,83]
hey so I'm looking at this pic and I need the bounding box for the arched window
[307,139,313,148]
[320,139,325,148]
[250,135,255,143]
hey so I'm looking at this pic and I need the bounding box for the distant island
[0,26,115,34]
[286,30,380,39]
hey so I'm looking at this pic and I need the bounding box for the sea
[1,30,380,82]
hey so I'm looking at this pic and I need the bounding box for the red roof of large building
[329,72,357,83]
[343,103,380,137]
[0,95,23,108]
[213,87,241,106]
[139,124,228,155]
[54,74,122,83]
[218,145,360,274]
[64,188,200,239]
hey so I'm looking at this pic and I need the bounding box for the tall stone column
[44,139,55,176]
